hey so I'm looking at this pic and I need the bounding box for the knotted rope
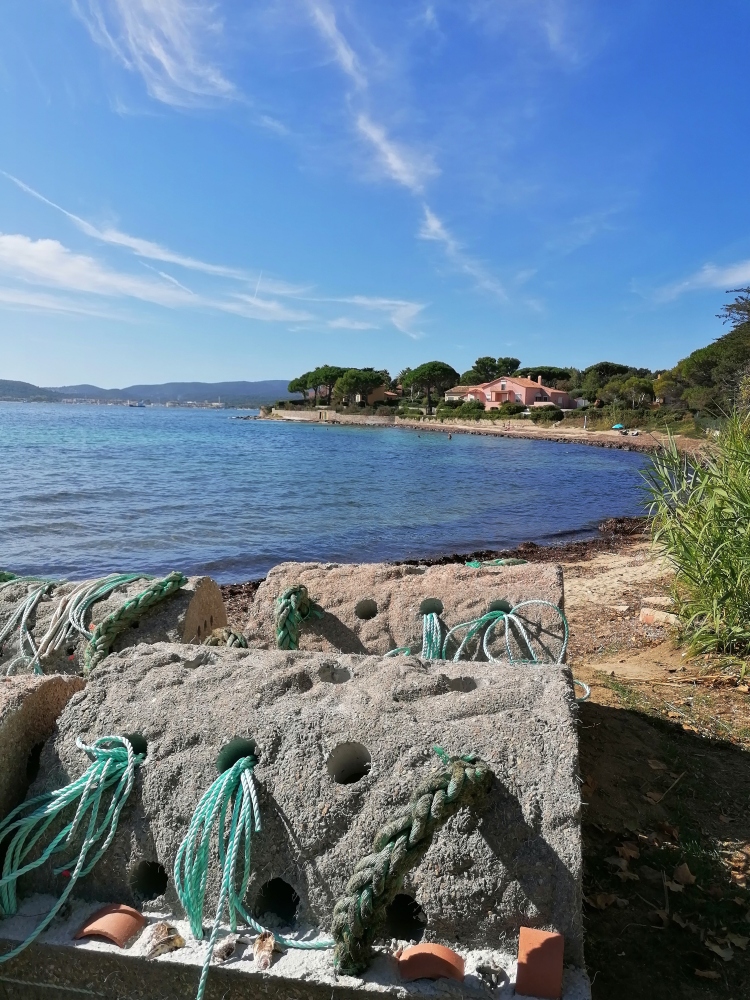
[464,557,527,568]
[0,735,145,963]
[203,627,249,648]
[175,745,332,1000]
[274,585,323,650]
[331,747,493,975]
[84,571,187,674]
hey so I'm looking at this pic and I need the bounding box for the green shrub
[644,411,750,654]
[528,406,563,423]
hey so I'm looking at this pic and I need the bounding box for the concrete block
[25,643,584,963]
[639,607,679,627]
[0,576,226,674]
[245,562,565,662]
[0,674,84,821]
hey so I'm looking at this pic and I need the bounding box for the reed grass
[643,411,750,654]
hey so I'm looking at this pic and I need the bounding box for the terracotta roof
[484,376,570,394]
[446,385,488,393]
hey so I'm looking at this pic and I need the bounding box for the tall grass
[643,411,750,654]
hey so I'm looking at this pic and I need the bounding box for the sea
[0,403,648,582]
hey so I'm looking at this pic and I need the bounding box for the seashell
[214,934,239,963]
[253,930,275,970]
[142,921,186,958]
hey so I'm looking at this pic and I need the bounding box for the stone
[245,562,565,661]
[0,576,226,675]
[25,642,584,963]
[639,608,679,627]
[0,673,84,821]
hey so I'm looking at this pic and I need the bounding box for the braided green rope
[84,571,187,674]
[0,735,144,962]
[331,746,493,975]
[175,749,332,1000]
[464,558,528,568]
[203,627,249,648]
[0,572,16,584]
[386,610,443,659]
[274,585,323,650]
[0,579,58,675]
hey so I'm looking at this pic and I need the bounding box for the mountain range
[0,379,294,405]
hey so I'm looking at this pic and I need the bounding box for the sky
[1,1,750,387]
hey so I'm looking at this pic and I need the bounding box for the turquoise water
[0,403,647,581]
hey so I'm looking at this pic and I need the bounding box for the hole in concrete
[123,733,148,757]
[254,878,300,926]
[354,599,378,620]
[216,737,258,773]
[383,894,426,942]
[65,646,76,656]
[419,598,443,616]
[446,676,477,693]
[26,742,44,784]
[488,599,512,614]
[130,620,140,629]
[327,742,371,784]
[210,615,214,626]
[130,860,168,901]
[318,662,351,684]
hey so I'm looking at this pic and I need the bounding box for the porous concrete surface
[0,896,591,999]
[0,575,226,674]
[246,562,565,661]
[0,674,84,820]
[26,643,583,963]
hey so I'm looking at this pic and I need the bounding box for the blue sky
[1,0,749,387]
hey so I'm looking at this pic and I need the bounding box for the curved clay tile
[396,943,465,982]
[75,903,147,948]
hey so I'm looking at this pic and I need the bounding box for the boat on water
[127,400,146,408]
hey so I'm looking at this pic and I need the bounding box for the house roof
[483,376,570,394]
[446,384,488,394]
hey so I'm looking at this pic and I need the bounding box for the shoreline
[262,409,705,455]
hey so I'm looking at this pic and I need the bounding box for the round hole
[419,598,443,616]
[254,878,300,926]
[65,646,76,656]
[130,620,140,629]
[130,860,168,902]
[318,663,351,684]
[216,737,258,773]
[488,599,512,614]
[327,742,371,784]
[354,599,378,621]
[124,733,148,757]
[383,894,426,942]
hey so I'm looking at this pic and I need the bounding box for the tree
[472,356,500,381]
[333,368,386,406]
[496,356,521,376]
[401,361,460,413]
[515,366,572,386]
[621,376,655,408]
[308,364,348,404]
[288,374,311,400]
[459,369,485,385]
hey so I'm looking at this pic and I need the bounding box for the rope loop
[274,585,323,650]
[0,735,144,963]
[84,571,187,674]
[331,747,493,975]
[203,627,249,648]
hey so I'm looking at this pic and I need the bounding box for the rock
[640,608,679,627]
[27,643,584,963]
[0,673,84,820]
[245,561,565,661]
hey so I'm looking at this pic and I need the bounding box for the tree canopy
[459,355,520,384]
[515,366,572,386]
[401,361,460,411]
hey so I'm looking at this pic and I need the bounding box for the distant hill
[48,380,295,405]
[0,379,61,401]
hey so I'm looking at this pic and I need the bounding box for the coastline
[261,408,705,455]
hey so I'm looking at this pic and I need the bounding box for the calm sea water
[0,403,647,581]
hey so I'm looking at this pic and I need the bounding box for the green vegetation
[400,361,459,413]
[459,356,520,384]
[644,410,750,655]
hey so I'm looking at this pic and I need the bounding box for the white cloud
[72,0,234,107]
[306,1,367,89]
[356,115,438,194]
[327,316,379,330]
[0,286,124,319]
[418,205,506,300]
[658,259,750,301]
[336,295,426,338]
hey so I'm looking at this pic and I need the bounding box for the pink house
[445,375,574,410]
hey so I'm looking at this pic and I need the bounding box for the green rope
[386,610,443,659]
[274,585,323,650]
[442,599,568,665]
[464,558,528,568]
[203,627,249,648]
[0,578,58,675]
[84,571,187,674]
[175,750,332,1000]
[0,735,144,963]
[331,746,493,975]
[0,572,16,584]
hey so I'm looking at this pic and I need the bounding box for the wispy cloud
[657,259,750,302]
[306,0,366,89]
[356,115,438,194]
[418,205,506,300]
[0,285,124,319]
[336,296,426,338]
[327,316,379,330]
[72,0,234,107]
